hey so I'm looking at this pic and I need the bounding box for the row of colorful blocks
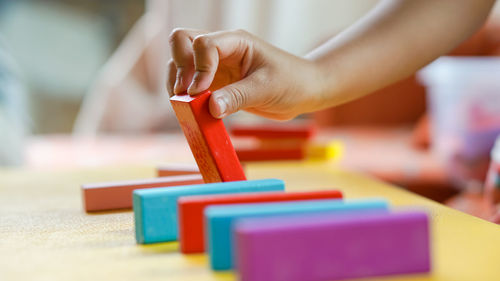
[82,172,430,281]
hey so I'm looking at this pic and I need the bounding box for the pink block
[82,174,203,212]
[235,211,430,281]
[156,163,200,177]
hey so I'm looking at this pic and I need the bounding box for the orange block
[156,163,200,177]
[82,174,204,212]
[177,190,343,253]
[170,91,246,183]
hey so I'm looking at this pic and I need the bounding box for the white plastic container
[419,57,500,186]
[485,137,500,204]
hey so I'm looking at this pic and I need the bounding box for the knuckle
[168,28,186,45]
[195,64,212,73]
[192,35,214,50]
[226,86,247,110]
[232,29,252,41]
[233,29,249,36]
[176,67,185,77]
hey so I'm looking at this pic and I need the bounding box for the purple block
[235,211,430,281]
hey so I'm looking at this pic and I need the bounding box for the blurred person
[74,0,228,134]
[0,40,28,166]
[166,0,500,220]
[74,1,173,134]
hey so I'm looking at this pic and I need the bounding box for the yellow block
[307,140,344,161]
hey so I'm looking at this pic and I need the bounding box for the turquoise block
[205,198,389,271]
[133,179,285,244]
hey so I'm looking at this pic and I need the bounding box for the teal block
[205,198,389,271]
[133,179,285,244]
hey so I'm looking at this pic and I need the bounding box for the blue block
[133,179,285,244]
[205,198,389,270]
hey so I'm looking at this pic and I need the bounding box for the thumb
[209,75,264,119]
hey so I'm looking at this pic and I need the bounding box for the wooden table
[1,161,499,281]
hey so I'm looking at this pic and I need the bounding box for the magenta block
[235,211,430,281]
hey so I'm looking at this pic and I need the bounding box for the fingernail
[216,97,227,118]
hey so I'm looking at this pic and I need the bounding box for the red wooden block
[82,174,204,212]
[236,147,305,161]
[177,190,343,253]
[156,163,200,177]
[170,91,246,183]
[230,122,317,139]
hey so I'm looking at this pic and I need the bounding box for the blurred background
[1,0,500,221]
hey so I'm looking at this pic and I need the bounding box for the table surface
[1,161,499,281]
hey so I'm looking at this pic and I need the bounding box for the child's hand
[167,1,495,121]
[166,29,326,120]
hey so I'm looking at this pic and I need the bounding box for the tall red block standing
[170,90,246,183]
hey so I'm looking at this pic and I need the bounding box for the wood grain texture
[170,91,246,183]
[2,162,500,281]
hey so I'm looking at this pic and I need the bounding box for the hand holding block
[156,163,200,177]
[205,198,388,270]
[178,190,343,254]
[81,174,203,212]
[170,91,246,183]
[133,179,284,244]
[235,211,430,281]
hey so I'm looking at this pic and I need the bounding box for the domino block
[170,91,246,183]
[205,198,389,270]
[306,140,344,161]
[235,211,430,281]
[156,163,200,177]
[133,179,284,244]
[81,174,203,212]
[236,147,305,161]
[230,122,317,139]
[235,141,344,162]
[178,190,343,253]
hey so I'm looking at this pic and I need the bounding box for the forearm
[307,0,495,109]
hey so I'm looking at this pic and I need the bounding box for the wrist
[302,57,343,113]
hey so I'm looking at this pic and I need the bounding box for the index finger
[168,28,205,94]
